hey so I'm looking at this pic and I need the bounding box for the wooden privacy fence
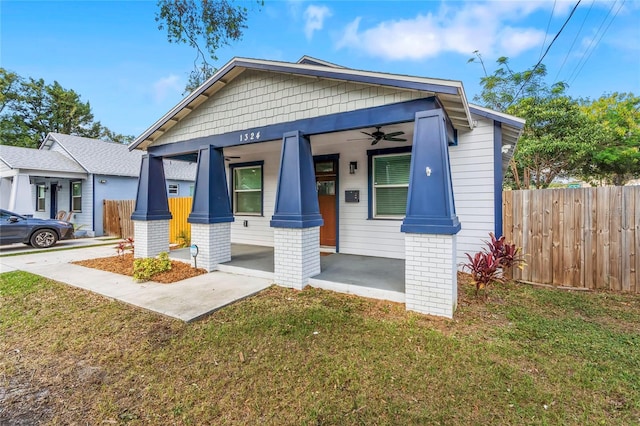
[103,197,193,244]
[103,200,135,240]
[503,187,639,293]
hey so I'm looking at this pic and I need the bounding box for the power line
[565,0,618,84]
[507,0,582,107]
[539,0,557,61]
[553,0,595,83]
[568,0,625,87]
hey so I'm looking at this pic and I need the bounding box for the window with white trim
[36,184,46,211]
[372,153,411,218]
[168,184,178,195]
[71,181,82,212]
[232,164,263,215]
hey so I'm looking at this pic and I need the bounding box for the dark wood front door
[315,159,337,247]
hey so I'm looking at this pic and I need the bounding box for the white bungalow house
[0,133,195,236]
[128,56,524,318]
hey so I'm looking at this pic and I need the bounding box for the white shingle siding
[156,70,426,145]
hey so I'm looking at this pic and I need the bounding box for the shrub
[176,229,191,248]
[463,233,526,297]
[133,252,172,282]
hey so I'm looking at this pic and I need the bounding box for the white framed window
[71,181,82,212]
[36,184,46,211]
[168,184,178,195]
[372,153,411,218]
[231,162,263,215]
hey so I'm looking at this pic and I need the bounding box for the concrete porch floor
[175,244,406,303]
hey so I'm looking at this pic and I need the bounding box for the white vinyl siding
[449,115,497,266]
[229,142,280,246]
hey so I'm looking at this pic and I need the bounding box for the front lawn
[1,271,639,425]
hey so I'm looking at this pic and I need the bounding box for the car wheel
[30,229,58,248]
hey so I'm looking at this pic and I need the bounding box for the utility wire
[507,0,582,108]
[565,0,618,84]
[553,0,595,83]
[568,0,625,87]
[539,0,557,61]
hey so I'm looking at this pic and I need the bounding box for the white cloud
[304,4,332,40]
[336,2,549,61]
[152,74,182,103]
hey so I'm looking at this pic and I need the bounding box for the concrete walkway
[0,241,273,322]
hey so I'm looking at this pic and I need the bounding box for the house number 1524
[240,131,261,142]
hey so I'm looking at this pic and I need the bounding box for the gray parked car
[0,209,75,248]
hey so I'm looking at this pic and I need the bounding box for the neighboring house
[128,56,525,317]
[0,133,195,236]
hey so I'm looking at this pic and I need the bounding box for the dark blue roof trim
[469,106,525,129]
[150,98,440,160]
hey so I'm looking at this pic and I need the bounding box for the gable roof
[42,133,142,177]
[42,133,196,180]
[0,144,86,174]
[129,56,475,151]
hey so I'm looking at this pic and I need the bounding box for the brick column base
[274,227,320,290]
[133,220,170,259]
[405,233,457,318]
[190,222,231,272]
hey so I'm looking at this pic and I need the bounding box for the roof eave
[129,57,474,151]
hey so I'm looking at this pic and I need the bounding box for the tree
[155,0,261,93]
[468,52,565,113]
[471,55,594,189]
[580,93,640,186]
[507,96,596,189]
[0,68,133,148]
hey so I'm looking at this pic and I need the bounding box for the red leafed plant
[485,232,526,270]
[463,251,503,296]
[463,233,526,297]
[116,237,134,257]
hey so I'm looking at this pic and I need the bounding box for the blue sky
[2,0,639,137]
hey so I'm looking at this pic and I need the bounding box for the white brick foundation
[405,233,457,318]
[133,220,170,259]
[190,222,231,272]
[274,227,321,290]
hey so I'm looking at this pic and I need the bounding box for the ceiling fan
[351,126,407,145]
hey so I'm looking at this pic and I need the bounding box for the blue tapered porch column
[132,154,172,258]
[188,145,234,271]
[271,131,323,289]
[401,110,461,318]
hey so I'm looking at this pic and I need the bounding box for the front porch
[171,243,406,303]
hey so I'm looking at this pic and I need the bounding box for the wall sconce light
[43,186,49,192]
[349,161,358,174]
[99,179,107,184]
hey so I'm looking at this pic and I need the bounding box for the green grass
[1,271,639,425]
